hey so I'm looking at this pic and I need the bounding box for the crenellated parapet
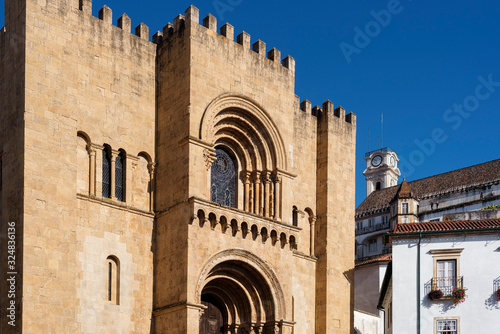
[299,98,356,125]
[78,0,151,42]
[154,5,295,72]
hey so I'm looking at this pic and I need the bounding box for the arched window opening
[292,206,298,226]
[102,147,111,198]
[210,147,237,208]
[280,233,287,249]
[271,230,278,246]
[289,235,297,250]
[376,182,381,191]
[115,150,125,201]
[241,222,249,239]
[106,256,120,304]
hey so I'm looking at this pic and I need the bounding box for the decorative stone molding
[203,148,217,170]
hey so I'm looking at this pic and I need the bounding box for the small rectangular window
[436,319,458,334]
[369,239,377,252]
[402,203,409,214]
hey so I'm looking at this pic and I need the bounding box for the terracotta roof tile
[392,178,413,200]
[356,159,500,216]
[355,253,392,267]
[393,218,500,234]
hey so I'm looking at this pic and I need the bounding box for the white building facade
[356,154,500,261]
[384,219,500,334]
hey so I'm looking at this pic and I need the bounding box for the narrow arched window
[292,206,298,226]
[376,182,381,191]
[106,256,120,304]
[102,148,111,198]
[210,148,237,208]
[115,151,125,201]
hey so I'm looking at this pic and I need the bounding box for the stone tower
[389,179,419,225]
[0,1,356,333]
[363,147,400,197]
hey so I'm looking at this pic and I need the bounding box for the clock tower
[363,147,401,197]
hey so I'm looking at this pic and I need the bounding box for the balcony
[426,276,464,299]
[355,221,390,236]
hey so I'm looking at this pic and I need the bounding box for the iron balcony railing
[430,276,464,297]
[355,221,390,235]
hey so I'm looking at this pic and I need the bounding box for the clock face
[390,156,395,167]
[371,155,383,167]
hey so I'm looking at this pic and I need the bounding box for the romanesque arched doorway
[197,251,286,334]
[200,295,224,334]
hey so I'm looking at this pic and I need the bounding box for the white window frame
[430,249,463,295]
[402,203,409,214]
[435,317,460,334]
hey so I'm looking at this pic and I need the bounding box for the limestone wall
[19,0,156,332]
[154,6,356,333]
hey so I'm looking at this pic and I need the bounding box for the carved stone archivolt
[195,249,287,325]
[199,94,287,171]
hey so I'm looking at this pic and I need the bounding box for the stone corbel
[203,148,217,170]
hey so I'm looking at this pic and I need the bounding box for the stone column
[263,171,272,218]
[147,162,155,212]
[241,171,252,212]
[310,215,317,256]
[87,144,96,196]
[273,172,282,221]
[110,150,118,200]
[252,171,261,215]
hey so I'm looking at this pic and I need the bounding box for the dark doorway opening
[199,295,224,334]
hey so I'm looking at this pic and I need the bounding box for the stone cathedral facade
[0,1,356,333]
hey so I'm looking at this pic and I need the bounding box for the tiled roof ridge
[392,178,413,200]
[393,218,500,234]
[355,253,392,267]
[356,158,500,215]
[405,158,500,185]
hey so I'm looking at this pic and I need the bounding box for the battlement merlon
[158,5,296,73]
[299,99,356,125]
[76,0,153,43]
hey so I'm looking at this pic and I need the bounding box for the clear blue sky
[2,0,499,207]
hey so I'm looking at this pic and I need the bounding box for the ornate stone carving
[203,148,217,170]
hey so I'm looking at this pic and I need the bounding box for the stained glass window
[115,152,124,201]
[102,148,111,198]
[210,148,236,208]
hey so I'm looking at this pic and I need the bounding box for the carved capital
[272,170,283,184]
[240,170,252,184]
[86,144,96,156]
[147,161,156,174]
[309,215,317,225]
[252,170,262,183]
[110,149,120,161]
[262,171,272,184]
